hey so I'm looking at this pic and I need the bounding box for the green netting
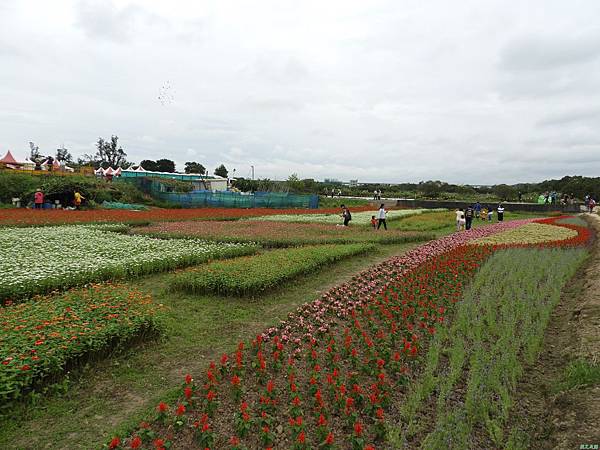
[101,201,149,210]
[121,177,319,209]
[151,191,318,209]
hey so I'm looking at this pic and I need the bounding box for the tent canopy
[0,150,18,164]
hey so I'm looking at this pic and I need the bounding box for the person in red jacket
[34,189,44,209]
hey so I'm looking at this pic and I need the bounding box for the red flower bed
[110,245,492,449]
[0,206,373,227]
[530,216,593,247]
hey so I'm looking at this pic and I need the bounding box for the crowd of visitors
[456,202,505,231]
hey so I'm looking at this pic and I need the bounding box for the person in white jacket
[377,204,387,230]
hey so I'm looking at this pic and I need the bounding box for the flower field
[107,219,559,449]
[170,244,377,296]
[395,247,587,448]
[132,220,434,247]
[0,284,164,404]
[0,206,373,227]
[0,225,256,301]
[389,210,455,231]
[474,222,578,245]
[0,209,591,449]
[247,209,444,225]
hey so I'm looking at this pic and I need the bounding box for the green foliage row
[132,228,435,248]
[171,243,376,296]
[401,248,587,447]
[0,285,164,407]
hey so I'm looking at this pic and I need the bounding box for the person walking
[34,188,44,209]
[456,208,465,231]
[376,203,387,230]
[589,198,596,213]
[497,203,505,222]
[465,205,474,230]
[74,191,85,210]
[474,201,482,219]
[487,206,493,222]
[341,204,352,226]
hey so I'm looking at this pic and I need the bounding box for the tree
[76,154,96,167]
[29,142,41,162]
[419,180,443,198]
[55,147,73,164]
[493,184,516,201]
[95,135,128,168]
[140,160,158,172]
[214,164,228,178]
[155,159,176,173]
[286,173,303,193]
[184,162,206,174]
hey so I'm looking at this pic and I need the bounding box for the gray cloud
[500,34,600,72]
[1,1,600,185]
[537,108,600,127]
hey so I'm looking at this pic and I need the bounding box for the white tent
[22,158,35,170]
[104,167,115,175]
[113,167,122,176]
[134,165,146,172]
[94,167,105,175]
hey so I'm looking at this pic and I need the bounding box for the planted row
[474,222,577,245]
[397,247,587,448]
[110,245,491,449]
[0,225,256,302]
[0,206,374,227]
[0,284,164,405]
[132,220,434,247]
[171,244,377,296]
[246,209,444,225]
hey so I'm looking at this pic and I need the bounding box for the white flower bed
[0,225,255,301]
[247,208,445,225]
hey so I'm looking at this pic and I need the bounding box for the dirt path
[506,214,600,449]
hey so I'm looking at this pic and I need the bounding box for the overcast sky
[1,0,599,184]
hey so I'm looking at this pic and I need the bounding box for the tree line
[27,136,230,178]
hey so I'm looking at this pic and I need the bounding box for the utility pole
[251,165,254,180]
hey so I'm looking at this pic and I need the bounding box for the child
[480,207,487,221]
[371,215,377,229]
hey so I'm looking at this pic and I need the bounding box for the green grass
[556,216,588,227]
[393,247,587,448]
[171,243,376,296]
[0,242,419,450]
[389,210,551,235]
[318,196,371,209]
[559,359,600,391]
